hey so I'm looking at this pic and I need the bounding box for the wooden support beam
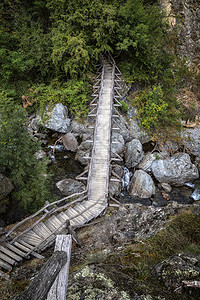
[76,177,88,180]
[111,170,121,180]
[112,141,120,144]
[112,127,120,130]
[115,89,122,97]
[47,235,72,300]
[17,250,68,300]
[76,169,88,180]
[84,140,93,143]
[109,204,120,208]
[110,195,121,205]
[110,178,121,183]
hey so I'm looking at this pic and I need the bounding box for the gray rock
[113,166,124,178]
[109,177,122,197]
[158,140,179,154]
[68,265,131,300]
[182,126,200,157]
[155,253,200,289]
[62,132,78,152]
[111,132,125,155]
[161,183,172,193]
[116,115,130,141]
[128,170,155,198]
[30,115,42,131]
[138,152,157,172]
[34,132,47,139]
[152,153,199,186]
[84,202,192,249]
[71,119,88,135]
[129,119,150,144]
[45,104,71,133]
[125,139,144,168]
[56,178,85,196]
[34,150,47,160]
[75,141,92,165]
[0,173,14,200]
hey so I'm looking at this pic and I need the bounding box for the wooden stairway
[0,56,123,274]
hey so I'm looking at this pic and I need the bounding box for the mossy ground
[0,208,199,299]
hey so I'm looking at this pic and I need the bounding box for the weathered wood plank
[0,246,22,262]
[0,252,16,265]
[47,235,72,300]
[17,251,68,300]
[0,259,12,271]
[5,243,27,258]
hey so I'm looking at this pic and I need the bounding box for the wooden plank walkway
[0,57,120,274]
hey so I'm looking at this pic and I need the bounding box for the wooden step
[0,246,22,262]
[14,240,44,259]
[65,207,79,219]
[0,252,16,265]
[57,212,69,223]
[5,243,27,258]
[45,216,63,232]
[0,259,12,271]
[33,223,52,240]
[13,241,33,253]
[21,231,43,246]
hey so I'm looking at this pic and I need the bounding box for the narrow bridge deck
[0,57,123,274]
[87,62,114,206]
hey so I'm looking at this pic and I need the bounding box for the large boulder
[29,114,42,132]
[152,153,199,186]
[111,132,125,155]
[129,120,150,144]
[109,177,122,197]
[116,115,130,141]
[128,170,155,198]
[71,119,88,136]
[75,141,92,165]
[56,178,85,196]
[125,139,144,168]
[182,126,200,157]
[62,132,78,152]
[138,152,157,173]
[45,104,71,133]
[0,173,14,200]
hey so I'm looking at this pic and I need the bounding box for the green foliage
[147,211,200,262]
[46,0,168,81]
[133,85,168,131]
[120,100,129,113]
[26,79,91,119]
[0,92,50,212]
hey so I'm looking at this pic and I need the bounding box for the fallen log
[17,250,67,300]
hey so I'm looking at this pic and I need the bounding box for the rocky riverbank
[1,202,200,299]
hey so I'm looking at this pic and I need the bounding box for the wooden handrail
[6,190,87,238]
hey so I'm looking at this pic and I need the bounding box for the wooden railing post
[47,235,72,300]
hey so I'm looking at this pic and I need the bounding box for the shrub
[0,92,51,212]
[134,85,168,131]
[120,100,129,113]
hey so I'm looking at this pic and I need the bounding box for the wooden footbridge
[0,54,126,277]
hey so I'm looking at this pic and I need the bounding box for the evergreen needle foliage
[0,92,50,212]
